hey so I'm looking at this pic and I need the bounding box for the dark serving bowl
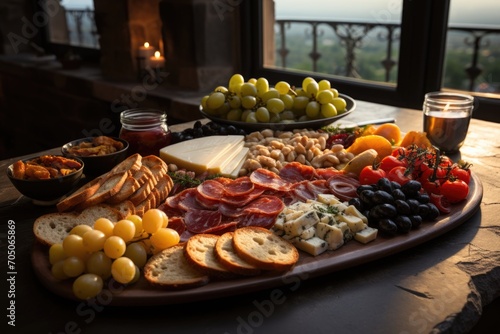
[7,155,84,205]
[61,137,129,176]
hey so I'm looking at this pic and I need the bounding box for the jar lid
[120,108,167,130]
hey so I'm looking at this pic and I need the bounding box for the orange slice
[399,131,433,148]
[346,135,393,158]
[373,123,402,146]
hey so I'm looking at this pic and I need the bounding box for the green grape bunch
[201,74,349,124]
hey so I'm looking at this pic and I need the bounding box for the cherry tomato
[359,165,387,185]
[429,193,451,214]
[440,179,469,203]
[391,147,407,158]
[439,156,453,168]
[386,166,412,185]
[379,155,407,173]
[450,167,471,184]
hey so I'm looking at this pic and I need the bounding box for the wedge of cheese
[220,147,249,178]
[159,135,244,174]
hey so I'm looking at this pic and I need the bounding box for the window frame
[241,0,499,121]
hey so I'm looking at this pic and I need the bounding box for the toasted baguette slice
[184,234,235,278]
[106,175,140,204]
[233,226,299,272]
[74,171,128,211]
[33,204,122,246]
[154,174,174,204]
[109,153,142,175]
[142,155,168,175]
[131,165,155,186]
[134,190,156,217]
[129,177,156,206]
[144,244,210,289]
[215,232,261,276]
[56,176,102,212]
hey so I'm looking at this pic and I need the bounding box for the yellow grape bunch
[201,74,348,124]
[48,208,180,300]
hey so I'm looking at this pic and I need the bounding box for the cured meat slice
[195,191,220,210]
[197,179,225,201]
[165,216,186,236]
[223,176,254,196]
[184,209,223,233]
[235,213,277,229]
[177,188,206,211]
[249,168,291,192]
[203,221,238,235]
[218,195,285,218]
[306,179,330,198]
[326,174,360,202]
[157,201,184,218]
[279,162,316,183]
[218,187,265,207]
[315,167,343,180]
[291,181,315,202]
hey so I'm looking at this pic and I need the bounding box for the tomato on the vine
[429,193,451,214]
[386,166,412,185]
[379,155,407,173]
[359,165,386,185]
[450,167,471,184]
[440,179,469,203]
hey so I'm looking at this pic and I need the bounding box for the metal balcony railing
[275,19,500,93]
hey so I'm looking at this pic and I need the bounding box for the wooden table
[1,101,499,333]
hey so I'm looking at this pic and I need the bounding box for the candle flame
[154,51,161,58]
[144,42,150,48]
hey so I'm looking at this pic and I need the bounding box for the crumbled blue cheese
[273,197,377,256]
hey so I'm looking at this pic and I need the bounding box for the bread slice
[131,165,155,186]
[109,153,142,175]
[111,200,136,219]
[142,155,168,176]
[56,176,103,212]
[106,175,140,204]
[154,174,174,204]
[184,234,235,278]
[74,171,128,211]
[129,177,156,206]
[233,226,299,272]
[144,244,210,289]
[215,232,261,276]
[33,204,122,246]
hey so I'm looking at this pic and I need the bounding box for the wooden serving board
[31,173,483,306]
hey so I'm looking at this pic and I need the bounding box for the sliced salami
[315,167,343,180]
[249,168,291,192]
[291,181,316,202]
[184,208,223,233]
[177,188,206,211]
[197,179,225,201]
[166,216,186,236]
[235,212,277,229]
[223,176,254,196]
[279,162,316,183]
[218,186,265,207]
[306,179,330,198]
[203,221,238,235]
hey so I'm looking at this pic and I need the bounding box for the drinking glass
[423,92,474,153]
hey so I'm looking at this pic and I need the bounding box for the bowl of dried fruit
[7,155,84,205]
[61,136,128,176]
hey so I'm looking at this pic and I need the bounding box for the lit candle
[137,42,155,67]
[149,51,165,69]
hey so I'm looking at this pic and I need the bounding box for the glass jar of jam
[119,108,172,156]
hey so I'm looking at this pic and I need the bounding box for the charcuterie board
[31,173,482,306]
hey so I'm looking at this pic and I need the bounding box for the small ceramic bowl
[7,155,84,205]
[61,137,129,176]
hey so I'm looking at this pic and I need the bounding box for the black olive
[170,131,183,143]
[373,190,395,205]
[392,188,406,201]
[409,215,423,229]
[218,126,228,135]
[183,128,194,136]
[348,197,364,211]
[202,125,215,136]
[406,199,421,214]
[359,189,376,206]
[372,203,397,218]
[378,218,398,235]
[401,180,422,198]
[416,192,430,204]
[182,135,194,141]
[227,125,238,135]
[418,204,431,219]
[395,215,412,233]
[194,120,202,128]
[377,178,393,193]
[390,181,402,190]
[357,185,376,196]
[238,128,247,136]
[192,127,204,138]
[395,199,411,215]
[425,203,440,220]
